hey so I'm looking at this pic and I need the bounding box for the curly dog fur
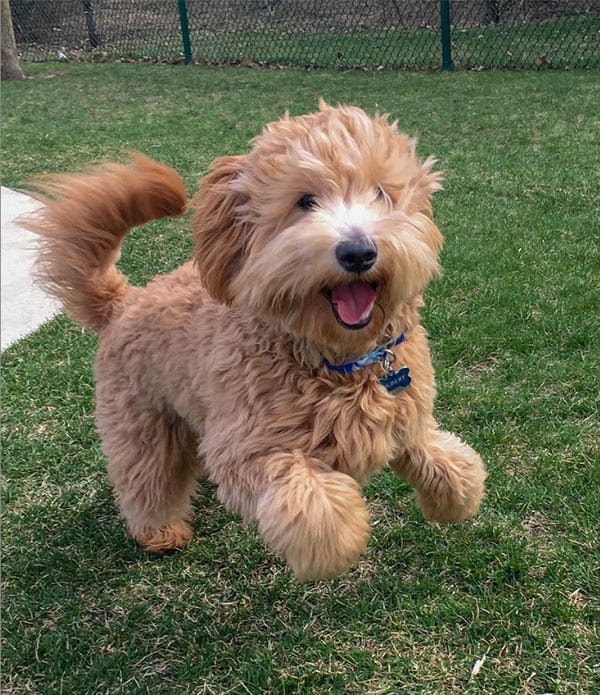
[24,103,486,580]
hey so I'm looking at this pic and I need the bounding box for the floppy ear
[191,155,250,304]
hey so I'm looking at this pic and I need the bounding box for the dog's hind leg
[97,387,200,554]
[391,429,486,524]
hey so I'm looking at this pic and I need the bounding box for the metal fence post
[440,0,453,70]
[177,0,193,64]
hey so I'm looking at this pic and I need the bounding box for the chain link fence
[11,1,600,70]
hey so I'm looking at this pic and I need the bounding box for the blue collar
[322,333,406,374]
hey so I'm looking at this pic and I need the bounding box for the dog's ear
[191,155,251,304]
[412,155,443,216]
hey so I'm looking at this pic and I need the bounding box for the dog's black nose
[335,238,377,274]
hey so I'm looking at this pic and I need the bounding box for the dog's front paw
[256,459,371,581]
[415,432,486,524]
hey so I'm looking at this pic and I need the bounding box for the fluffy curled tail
[21,155,187,332]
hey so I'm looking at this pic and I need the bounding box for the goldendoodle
[24,102,486,580]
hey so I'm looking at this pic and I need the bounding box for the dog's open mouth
[323,281,378,330]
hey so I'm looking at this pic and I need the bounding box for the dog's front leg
[214,450,371,581]
[391,430,486,524]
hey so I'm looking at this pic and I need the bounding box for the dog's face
[192,102,443,356]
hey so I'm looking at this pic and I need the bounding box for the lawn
[2,64,599,694]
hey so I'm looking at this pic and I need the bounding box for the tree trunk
[82,0,102,48]
[1,0,24,80]
[485,0,501,25]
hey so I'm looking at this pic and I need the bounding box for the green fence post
[178,0,193,64]
[440,0,453,70]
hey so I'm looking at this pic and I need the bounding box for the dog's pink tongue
[331,282,377,325]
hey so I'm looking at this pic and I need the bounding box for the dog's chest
[310,377,404,485]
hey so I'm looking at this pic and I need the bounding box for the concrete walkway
[1,187,61,350]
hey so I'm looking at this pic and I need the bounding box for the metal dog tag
[379,366,411,395]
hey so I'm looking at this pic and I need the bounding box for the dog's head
[191,102,443,356]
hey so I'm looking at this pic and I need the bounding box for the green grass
[453,18,600,69]
[182,27,441,70]
[2,64,600,694]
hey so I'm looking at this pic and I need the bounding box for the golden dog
[24,103,486,580]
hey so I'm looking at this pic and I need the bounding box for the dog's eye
[375,186,386,200]
[298,194,317,210]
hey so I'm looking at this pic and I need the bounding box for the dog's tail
[21,155,187,332]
